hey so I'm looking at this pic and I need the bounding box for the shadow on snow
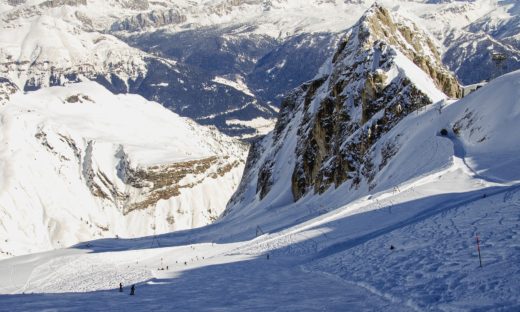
[1,184,520,310]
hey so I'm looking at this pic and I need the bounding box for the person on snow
[130,284,135,296]
[119,283,123,292]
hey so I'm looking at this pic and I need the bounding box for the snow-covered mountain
[0,81,247,258]
[96,0,520,92]
[0,4,519,310]
[0,0,149,89]
[0,68,518,311]
[227,4,461,212]
[1,0,518,138]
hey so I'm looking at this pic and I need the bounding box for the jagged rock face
[0,78,18,105]
[110,9,186,32]
[352,6,460,98]
[230,5,461,207]
[289,5,460,200]
[225,136,267,211]
[40,128,245,219]
[39,0,87,8]
[99,153,242,215]
[14,58,147,93]
[288,6,460,200]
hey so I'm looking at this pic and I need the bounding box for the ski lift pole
[256,225,265,237]
[476,234,482,268]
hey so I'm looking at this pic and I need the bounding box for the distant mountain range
[1,0,519,138]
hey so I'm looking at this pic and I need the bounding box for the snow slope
[0,3,518,309]
[0,81,247,258]
[0,69,518,312]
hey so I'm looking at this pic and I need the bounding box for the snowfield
[0,71,519,310]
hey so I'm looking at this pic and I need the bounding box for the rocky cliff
[228,4,461,211]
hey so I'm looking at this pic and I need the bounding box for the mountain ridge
[227,4,461,212]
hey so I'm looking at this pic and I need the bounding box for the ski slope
[0,174,517,310]
[0,72,519,310]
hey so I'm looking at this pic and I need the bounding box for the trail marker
[256,225,265,237]
[476,234,483,268]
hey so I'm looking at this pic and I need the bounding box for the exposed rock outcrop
[111,9,186,32]
[120,156,242,214]
[289,5,460,200]
[0,78,18,105]
[39,0,87,9]
[0,82,247,257]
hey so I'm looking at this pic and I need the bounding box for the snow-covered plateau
[0,81,247,257]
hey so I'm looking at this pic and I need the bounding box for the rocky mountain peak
[228,5,462,210]
[333,4,460,98]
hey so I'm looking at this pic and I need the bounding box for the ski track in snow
[308,189,520,311]
[0,177,518,310]
[0,258,414,311]
[1,161,519,311]
[0,37,519,312]
[1,74,520,310]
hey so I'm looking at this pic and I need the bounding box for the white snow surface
[225,116,277,139]
[0,71,519,310]
[0,3,150,90]
[212,75,254,97]
[0,81,246,258]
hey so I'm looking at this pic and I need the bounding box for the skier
[119,283,123,292]
[130,284,135,296]
[390,245,395,250]
[267,254,270,260]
